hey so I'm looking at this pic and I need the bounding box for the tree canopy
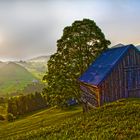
[43,19,111,107]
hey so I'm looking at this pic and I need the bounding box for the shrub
[7,113,16,122]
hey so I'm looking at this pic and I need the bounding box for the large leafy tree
[43,19,110,107]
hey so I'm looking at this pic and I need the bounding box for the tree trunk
[82,101,89,113]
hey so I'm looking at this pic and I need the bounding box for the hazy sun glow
[0,0,140,61]
[0,35,3,44]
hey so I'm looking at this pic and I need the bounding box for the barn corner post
[96,88,101,107]
[79,82,101,113]
[81,88,101,113]
[80,89,89,113]
[76,80,88,113]
[79,86,89,113]
[82,100,89,113]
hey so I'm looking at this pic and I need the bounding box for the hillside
[16,55,50,80]
[0,62,38,96]
[0,98,140,140]
[111,43,124,48]
[27,55,50,63]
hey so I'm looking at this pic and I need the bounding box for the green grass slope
[0,98,140,140]
[0,62,37,96]
[17,61,47,80]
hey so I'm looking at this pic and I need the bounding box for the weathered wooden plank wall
[99,48,140,105]
[80,83,100,107]
[80,47,140,107]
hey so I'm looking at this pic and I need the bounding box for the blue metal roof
[79,44,137,86]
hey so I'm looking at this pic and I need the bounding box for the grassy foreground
[0,98,140,140]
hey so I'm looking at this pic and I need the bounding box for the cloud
[0,0,140,60]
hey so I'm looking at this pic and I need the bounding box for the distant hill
[0,55,50,96]
[17,55,50,79]
[111,43,124,48]
[136,45,140,51]
[27,55,50,63]
[0,62,35,81]
[0,62,37,96]
[112,44,140,50]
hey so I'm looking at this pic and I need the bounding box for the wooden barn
[79,44,140,108]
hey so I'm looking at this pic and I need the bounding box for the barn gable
[79,44,139,86]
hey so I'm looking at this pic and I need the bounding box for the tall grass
[0,98,140,140]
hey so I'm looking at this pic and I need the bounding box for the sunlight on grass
[0,99,140,140]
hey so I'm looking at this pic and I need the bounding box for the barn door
[124,67,140,97]
[125,70,133,97]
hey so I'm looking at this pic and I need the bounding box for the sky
[0,0,140,61]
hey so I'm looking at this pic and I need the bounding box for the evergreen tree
[34,92,47,109]
[7,98,17,116]
[7,92,48,117]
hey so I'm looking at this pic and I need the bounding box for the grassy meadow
[0,62,37,96]
[0,61,47,96]
[0,98,140,140]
